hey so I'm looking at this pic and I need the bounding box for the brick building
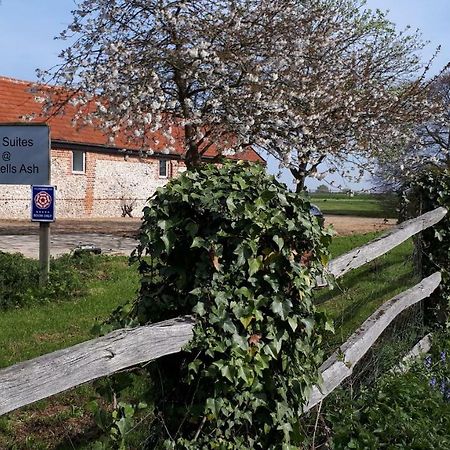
[0,77,263,218]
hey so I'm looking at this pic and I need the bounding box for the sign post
[31,185,55,285]
[0,124,51,285]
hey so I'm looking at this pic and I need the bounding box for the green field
[310,193,398,218]
[0,234,417,448]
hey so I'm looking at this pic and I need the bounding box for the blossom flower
[37,0,433,185]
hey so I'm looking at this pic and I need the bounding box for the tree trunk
[184,125,201,169]
[173,65,202,169]
[185,151,200,169]
[295,177,306,193]
[291,164,308,193]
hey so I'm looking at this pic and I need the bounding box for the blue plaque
[31,185,55,222]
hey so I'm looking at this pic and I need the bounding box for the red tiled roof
[0,76,264,163]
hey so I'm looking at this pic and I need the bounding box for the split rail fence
[0,207,447,417]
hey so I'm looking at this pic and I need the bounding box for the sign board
[31,185,55,222]
[0,124,50,185]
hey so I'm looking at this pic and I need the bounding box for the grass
[0,255,140,450]
[0,233,418,448]
[316,232,418,350]
[0,256,139,368]
[310,193,398,218]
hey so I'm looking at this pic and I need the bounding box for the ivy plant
[407,168,450,325]
[113,161,333,449]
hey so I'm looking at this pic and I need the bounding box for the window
[72,151,86,173]
[159,159,169,178]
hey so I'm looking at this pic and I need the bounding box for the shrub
[407,168,450,324]
[0,252,95,309]
[0,252,38,309]
[112,161,333,448]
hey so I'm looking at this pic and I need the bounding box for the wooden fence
[0,207,447,417]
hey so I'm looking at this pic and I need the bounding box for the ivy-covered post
[112,161,333,448]
[408,169,450,325]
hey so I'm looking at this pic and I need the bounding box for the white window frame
[72,150,86,174]
[159,159,169,178]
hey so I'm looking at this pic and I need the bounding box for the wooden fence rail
[304,271,441,412]
[328,207,447,279]
[0,272,442,417]
[0,317,195,416]
[0,207,446,417]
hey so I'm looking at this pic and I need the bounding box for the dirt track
[324,215,395,236]
[0,215,395,237]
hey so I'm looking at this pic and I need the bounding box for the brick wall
[0,148,185,219]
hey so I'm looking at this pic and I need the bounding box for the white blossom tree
[39,0,302,167]
[255,0,438,190]
[39,0,435,188]
[417,69,450,166]
[374,67,450,191]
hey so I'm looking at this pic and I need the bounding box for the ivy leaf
[223,318,238,334]
[248,257,263,276]
[255,197,265,209]
[240,316,254,329]
[288,316,298,331]
[115,417,129,437]
[273,235,284,250]
[192,302,206,317]
[157,219,172,231]
[185,221,199,237]
[235,176,248,189]
[232,333,248,350]
[191,236,207,248]
[188,359,202,374]
[271,298,292,320]
[320,253,329,266]
[236,286,252,298]
[325,320,335,333]
[226,196,236,213]
[206,397,219,416]
[301,317,315,337]
[261,189,276,202]
[160,234,171,252]
[277,193,289,206]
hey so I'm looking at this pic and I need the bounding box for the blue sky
[0,0,449,191]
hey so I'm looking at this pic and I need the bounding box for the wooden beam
[304,272,441,413]
[0,274,441,417]
[328,207,447,279]
[393,333,433,374]
[0,317,194,416]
